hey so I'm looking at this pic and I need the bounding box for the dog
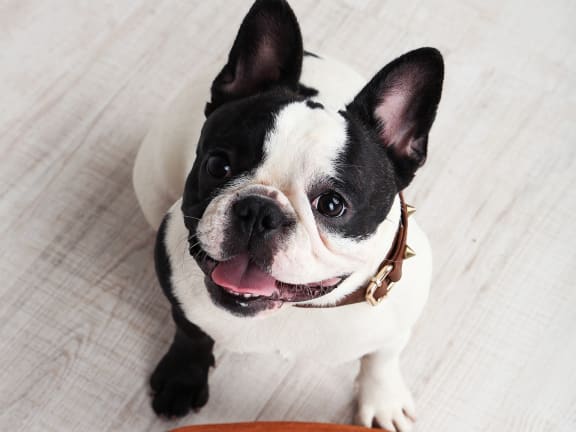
[133,0,443,430]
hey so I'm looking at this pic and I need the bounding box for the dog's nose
[232,195,288,237]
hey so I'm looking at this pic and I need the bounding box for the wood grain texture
[1,0,575,431]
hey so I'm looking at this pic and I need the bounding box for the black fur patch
[303,50,321,58]
[150,310,215,417]
[306,100,324,109]
[151,216,215,418]
[310,111,398,240]
[154,215,178,305]
[297,83,319,98]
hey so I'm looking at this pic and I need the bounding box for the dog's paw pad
[356,377,416,431]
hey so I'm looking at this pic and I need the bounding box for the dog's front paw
[150,352,212,418]
[356,373,416,431]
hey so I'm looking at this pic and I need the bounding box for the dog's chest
[168,270,398,365]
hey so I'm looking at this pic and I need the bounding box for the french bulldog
[133,0,443,430]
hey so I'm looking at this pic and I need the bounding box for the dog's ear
[347,48,444,189]
[205,0,303,116]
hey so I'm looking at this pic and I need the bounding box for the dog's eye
[314,192,347,218]
[206,154,232,179]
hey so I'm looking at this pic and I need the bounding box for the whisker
[188,240,202,250]
[175,234,190,250]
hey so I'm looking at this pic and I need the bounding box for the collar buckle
[365,264,395,306]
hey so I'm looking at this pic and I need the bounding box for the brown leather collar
[296,193,414,308]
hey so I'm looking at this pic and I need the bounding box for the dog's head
[181,0,443,317]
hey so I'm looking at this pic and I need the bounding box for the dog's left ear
[347,48,444,189]
[205,0,303,116]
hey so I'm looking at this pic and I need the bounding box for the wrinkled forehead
[255,102,348,190]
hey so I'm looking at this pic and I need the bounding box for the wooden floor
[1,0,575,431]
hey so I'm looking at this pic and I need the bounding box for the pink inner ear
[375,89,412,148]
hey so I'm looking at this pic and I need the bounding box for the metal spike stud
[404,245,416,259]
[406,204,416,217]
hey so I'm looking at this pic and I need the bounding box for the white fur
[133,55,432,430]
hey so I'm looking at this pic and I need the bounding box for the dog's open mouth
[197,252,346,305]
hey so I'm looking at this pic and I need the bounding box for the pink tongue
[211,254,278,296]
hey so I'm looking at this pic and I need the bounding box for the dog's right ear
[346,48,444,190]
[205,0,303,116]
